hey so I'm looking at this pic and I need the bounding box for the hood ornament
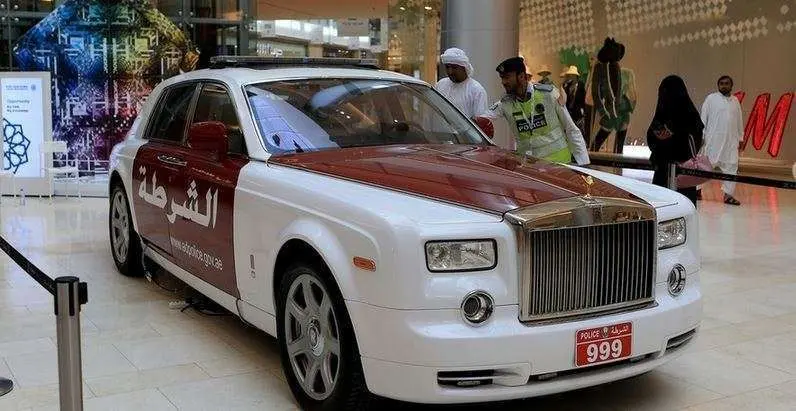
[581,175,594,200]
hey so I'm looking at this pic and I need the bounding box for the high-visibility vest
[499,85,571,163]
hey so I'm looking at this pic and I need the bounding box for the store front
[517,0,796,169]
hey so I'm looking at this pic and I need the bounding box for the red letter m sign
[735,92,794,158]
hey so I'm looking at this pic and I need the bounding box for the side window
[192,83,246,156]
[147,84,196,142]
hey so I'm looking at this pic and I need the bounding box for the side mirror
[188,121,228,160]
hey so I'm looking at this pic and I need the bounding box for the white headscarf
[440,47,474,76]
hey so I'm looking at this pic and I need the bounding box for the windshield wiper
[293,141,305,153]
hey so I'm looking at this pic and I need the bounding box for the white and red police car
[108,56,701,409]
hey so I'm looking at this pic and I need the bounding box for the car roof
[161,67,430,88]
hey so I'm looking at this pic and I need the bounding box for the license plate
[575,322,633,367]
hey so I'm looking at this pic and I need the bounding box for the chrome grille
[525,221,656,321]
[506,197,657,323]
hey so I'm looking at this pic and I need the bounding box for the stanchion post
[54,276,84,411]
[667,163,678,190]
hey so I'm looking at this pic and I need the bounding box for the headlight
[425,240,497,272]
[658,218,686,249]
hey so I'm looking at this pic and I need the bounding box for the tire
[109,184,143,277]
[277,263,370,411]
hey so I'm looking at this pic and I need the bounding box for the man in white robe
[700,75,744,205]
[436,48,489,120]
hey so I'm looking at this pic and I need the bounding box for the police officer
[484,57,590,165]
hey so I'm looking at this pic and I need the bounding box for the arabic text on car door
[166,83,248,298]
[132,83,199,256]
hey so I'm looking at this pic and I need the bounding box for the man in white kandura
[700,75,744,205]
[436,48,489,120]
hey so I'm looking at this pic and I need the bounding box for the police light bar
[208,56,380,70]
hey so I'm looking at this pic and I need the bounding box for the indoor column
[442,0,520,149]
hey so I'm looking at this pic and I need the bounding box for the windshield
[244,78,489,154]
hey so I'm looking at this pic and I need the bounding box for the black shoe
[724,194,741,206]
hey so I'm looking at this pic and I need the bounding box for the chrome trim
[156,155,187,167]
[666,329,697,352]
[437,375,494,382]
[667,264,687,296]
[506,196,658,323]
[519,301,659,327]
[505,197,656,230]
[460,290,495,326]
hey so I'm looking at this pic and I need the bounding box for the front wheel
[277,263,370,410]
[109,184,142,277]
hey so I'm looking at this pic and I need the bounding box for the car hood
[268,144,645,215]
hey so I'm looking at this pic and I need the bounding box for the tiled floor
[0,181,795,410]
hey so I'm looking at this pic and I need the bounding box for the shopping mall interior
[1,0,795,410]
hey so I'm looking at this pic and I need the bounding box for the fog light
[668,264,687,296]
[461,291,494,325]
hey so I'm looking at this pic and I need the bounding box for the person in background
[699,75,743,205]
[483,57,590,165]
[436,48,489,120]
[583,54,598,147]
[537,65,553,85]
[591,38,637,154]
[561,65,587,144]
[646,75,704,206]
[537,65,566,105]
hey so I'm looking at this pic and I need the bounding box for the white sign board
[0,72,52,196]
[337,18,369,37]
[309,26,324,44]
[347,37,361,50]
[256,20,275,36]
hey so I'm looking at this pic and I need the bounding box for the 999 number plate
[575,322,633,367]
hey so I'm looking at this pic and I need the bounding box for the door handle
[157,155,187,167]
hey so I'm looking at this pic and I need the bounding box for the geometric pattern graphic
[776,19,796,33]
[13,0,198,168]
[520,0,596,56]
[2,118,31,174]
[520,1,795,58]
[776,2,795,33]
[606,0,730,37]
[653,17,770,48]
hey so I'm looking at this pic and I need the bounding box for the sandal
[724,195,741,206]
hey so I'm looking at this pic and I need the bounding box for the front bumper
[347,277,702,404]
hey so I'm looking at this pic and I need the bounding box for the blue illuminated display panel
[9,0,198,170]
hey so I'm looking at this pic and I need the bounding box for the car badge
[581,175,594,200]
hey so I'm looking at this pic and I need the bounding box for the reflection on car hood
[268,145,645,215]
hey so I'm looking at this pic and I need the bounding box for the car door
[165,82,248,298]
[131,83,199,256]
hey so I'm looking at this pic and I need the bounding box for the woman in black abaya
[646,75,704,206]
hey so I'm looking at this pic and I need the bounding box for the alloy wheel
[110,190,130,263]
[284,274,341,401]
